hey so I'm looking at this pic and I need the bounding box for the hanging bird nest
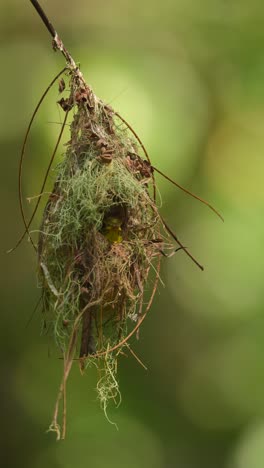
[38,72,171,438]
[13,0,222,440]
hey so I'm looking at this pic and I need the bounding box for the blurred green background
[2,0,264,466]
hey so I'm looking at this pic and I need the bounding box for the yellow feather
[102,217,123,243]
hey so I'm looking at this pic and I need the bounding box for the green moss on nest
[37,73,168,436]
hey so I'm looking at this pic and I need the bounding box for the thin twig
[153,165,224,222]
[30,0,56,38]
[30,0,85,81]
[8,67,67,253]
[161,216,204,271]
[25,294,43,328]
[27,109,69,250]
[125,343,148,371]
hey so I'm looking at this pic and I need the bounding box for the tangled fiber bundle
[12,1,222,440]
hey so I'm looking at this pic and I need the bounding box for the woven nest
[37,72,174,438]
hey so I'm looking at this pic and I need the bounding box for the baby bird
[102,216,123,243]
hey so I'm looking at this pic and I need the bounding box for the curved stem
[153,165,224,222]
[8,68,67,253]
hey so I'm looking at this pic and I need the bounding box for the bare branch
[30,0,84,80]
[30,0,56,38]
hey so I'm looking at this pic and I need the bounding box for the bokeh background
[2,0,264,466]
